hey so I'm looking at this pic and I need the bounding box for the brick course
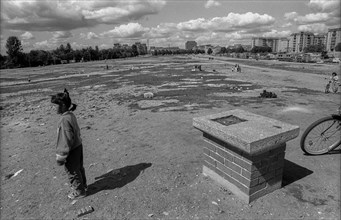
[202,132,286,203]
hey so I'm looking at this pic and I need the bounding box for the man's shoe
[68,190,86,200]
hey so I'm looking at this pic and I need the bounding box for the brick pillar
[193,109,299,203]
[202,133,285,203]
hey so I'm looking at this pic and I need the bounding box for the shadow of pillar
[282,159,313,187]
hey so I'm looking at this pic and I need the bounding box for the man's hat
[51,88,72,107]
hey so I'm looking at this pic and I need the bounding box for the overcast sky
[0,0,340,53]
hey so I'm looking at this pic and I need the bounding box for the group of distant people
[325,72,339,93]
[232,64,241,73]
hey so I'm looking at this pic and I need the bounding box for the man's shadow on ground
[87,162,152,196]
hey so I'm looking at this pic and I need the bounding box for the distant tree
[6,36,23,67]
[94,46,100,60]
[303,44,324,53]
[335,43,341,52]
[207,48,213,54]
[220,47,227,54]
[0,54,7,68]
[55,44,67,61]
[65,43,74,61]
[65,43,72,53]
[234,46,245,53]
[321,50,328,59]
[73,49,83,62]
[251,46,272,53]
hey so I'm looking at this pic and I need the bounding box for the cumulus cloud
[282,22,292,28]
[70,42,91,49]
[99,44,111,49]
[308,0,340,12]
[21,32,35,40]
[262,30,291,38]
[95,13,276,46]
[52,31,73,39]
[100,23,150,38]
[298,23,328,33]
[205,0,221,9]
[79,32,100,40]
[285,12,330,24]
[284,12,298,20]
[225,32,255,40]
[285,0,340,28]
[33,40,54,50]
[87,32,99,40]
[80,33,86,39]
[2,0,166,31]
[177,12,275,32]
[148,23,177,38]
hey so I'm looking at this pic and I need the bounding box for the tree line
[0,36,206,69]
[0,36,146,69]
[2,36,339,69]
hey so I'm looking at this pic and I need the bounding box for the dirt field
[0,55,340,219]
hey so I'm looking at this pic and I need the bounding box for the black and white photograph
[0,0,340,219]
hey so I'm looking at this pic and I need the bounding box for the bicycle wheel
[300,115,341,155]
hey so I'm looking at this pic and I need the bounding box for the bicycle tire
[300,115,341,155]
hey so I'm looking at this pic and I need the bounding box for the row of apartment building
[251,27,341,53]
[185,27,340,54]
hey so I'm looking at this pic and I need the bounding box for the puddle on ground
[179,85,200,88]
[282,87,321,95]
[135,99,180,109]
[205,84,226,87]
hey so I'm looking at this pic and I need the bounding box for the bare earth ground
[0,55,340,219]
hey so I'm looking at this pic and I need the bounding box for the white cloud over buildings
[100,23,150,38]
[262,30,292,38]
[205,0,221,9]
[285,0,340,32]
[177,12,275,32]
[297,23,328,33]
[308,0,340,13]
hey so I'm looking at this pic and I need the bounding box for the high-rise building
[251,37,279,52]
[277,38,290,53]
[185,41,197,50]
[314,34,327,49]
[288,32,314,53]
[326,28,341,52]
[134,42,147,55]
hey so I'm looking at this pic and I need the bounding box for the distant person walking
[51,89,88,199]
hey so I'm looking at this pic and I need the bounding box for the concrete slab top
[193,109,300,155]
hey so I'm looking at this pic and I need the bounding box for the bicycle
[300,107,341,155]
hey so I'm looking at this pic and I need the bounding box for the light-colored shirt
[56,111,82,157]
